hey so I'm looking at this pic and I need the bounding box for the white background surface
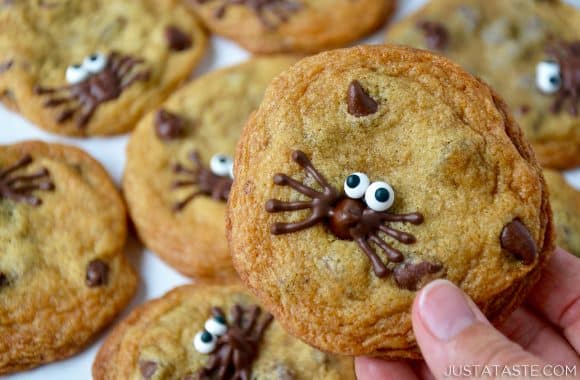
[1,1,579,379]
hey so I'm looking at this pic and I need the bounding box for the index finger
[525,247,580,352]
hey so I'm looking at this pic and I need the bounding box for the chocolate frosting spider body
[0,155,54,206]
[195,305,273,380]
[544,41,580,115]
[35,52,150,129]
[195,0,302,29]
[266,150,441,289]
[172,151,233,211]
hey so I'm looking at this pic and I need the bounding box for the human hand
[355,248,580,380]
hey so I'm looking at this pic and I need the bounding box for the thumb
[412,279,545,380]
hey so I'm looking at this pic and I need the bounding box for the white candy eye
[65,64,89,84]
[193,330,217,354]
[536,60,561,94]
[83,53,107,74]
[210,154,233,177]
[344,172,370,199]
[204,316,228,336]
[365,182,395,212]
[228,161,234,180]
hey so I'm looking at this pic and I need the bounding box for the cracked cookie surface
[0,141,137,374]
[124,57,297,278]
[187,0,394,53]
[0,0,207,136]
[93,283,354,380]
[385,0,580,169]
[227,45,554,358]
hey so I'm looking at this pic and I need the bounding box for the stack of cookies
[0,0,578,378]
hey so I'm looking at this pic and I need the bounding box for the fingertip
[355,356,418,380]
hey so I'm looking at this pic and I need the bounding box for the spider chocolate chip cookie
[544,170,580,257]
[93,283,355,380]
[124,56,297,278]
[385,0,580,169]
[0,0,207,137]
[187,0,394,54]
[227,45,555,358]
[0,141,137,374]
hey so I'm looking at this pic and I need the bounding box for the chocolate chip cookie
[187,0,394,53]
[544,170,580,257]
[0,141,137,374]
[227,45,554,358]
[124,56,297,278]
[385,0,580,169]
[93,283,354,379]
[0,0,207,137]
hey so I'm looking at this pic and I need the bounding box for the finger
[498,306,579,365]
[412,280,545,380]
[526,247,580,351]
[355,357,419,380]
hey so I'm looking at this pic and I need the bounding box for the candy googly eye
[204,315,228,336]
[193,330,217,354]
[82,53,107,74]
[536,60,561,94]
[65,64,89,84]
[365,182,395,212]
[210,154,233,177]
[228,161,234,180]
[344,172,370,199]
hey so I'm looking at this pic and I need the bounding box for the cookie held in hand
[227,45,554,359]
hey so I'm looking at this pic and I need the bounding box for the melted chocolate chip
[86,259,109,287]
[139,360,158,379]
[0,60,13,74]
[500,219,537,264]
[165,26,192,51]
[394,261,442,290]
[154,109,185,140]
[0,272,8,288]
[417,20,450,51]
[347,80,378,117]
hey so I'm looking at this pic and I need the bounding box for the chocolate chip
[154,109,185,141]
[518,104,531,115]
[347,80,378,117]
[417,20,449,51]
[139,360,158,379]
[86,259,109,287]
[0,60,13,74]
[500,219,537,264]
[0,272,8,288]
[165,26,192,51]
[394,261,442,290]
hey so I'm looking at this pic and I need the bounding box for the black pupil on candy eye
[90,54,98,61]
[214,315,226,324]
[375,188,390,202]
[201,331,213,343]
[72,64,82,69]
[346,175,360,188]
[549,76,560,85]
[219,157,226,163]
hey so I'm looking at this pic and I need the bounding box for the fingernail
[418,279,476,341]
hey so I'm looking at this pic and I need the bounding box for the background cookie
[544,170,580,257]
[187,0,394,53]
[227,45,554,358]
[124,56,297,278]
[0,0,207,137]
[385,0,580,169]
[0,141,137,374]
[93,283,354,380]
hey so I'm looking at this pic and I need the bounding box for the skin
[355,247,580,380]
